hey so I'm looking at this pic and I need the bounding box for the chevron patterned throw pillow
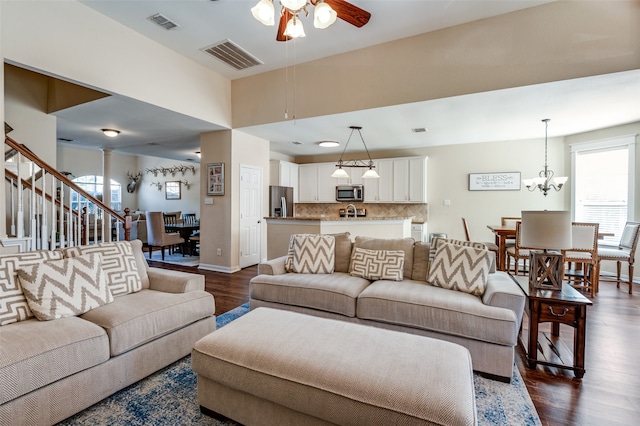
[0,250,63,326]
[349,248,405,281]
[17,253,114,321]
[427,242,492,296]
[290,234,335,274]
[61,241,142,296]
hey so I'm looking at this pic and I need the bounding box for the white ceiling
[49,0,640,161]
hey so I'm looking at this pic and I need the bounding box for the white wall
[136,156,201,216]
[2,1,231,128]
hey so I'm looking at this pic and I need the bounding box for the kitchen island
[265,216,413,259]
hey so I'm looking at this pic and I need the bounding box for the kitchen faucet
[345,203,357,218]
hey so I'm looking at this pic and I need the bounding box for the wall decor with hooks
[150,181,162,191]
[145,165,197,178]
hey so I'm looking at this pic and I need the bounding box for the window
[571,136,636,246]
[71,175,122,213]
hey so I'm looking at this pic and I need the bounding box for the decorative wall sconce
[150,181,162,191]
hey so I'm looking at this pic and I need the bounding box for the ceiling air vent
[201,40,263,71]
[147,13,179,30]
[411,128,428,133]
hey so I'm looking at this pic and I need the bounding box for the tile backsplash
[294,203,428,223]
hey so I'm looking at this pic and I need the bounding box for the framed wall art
[207,162,225,196]
[469,172,521,191]
[165,181,181,200]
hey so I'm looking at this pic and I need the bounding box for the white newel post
[102,148,112,242]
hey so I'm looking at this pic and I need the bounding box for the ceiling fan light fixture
[101,129,120,138]
[314,1,337,29]
[281,0,307,11]
[251,0,275,26]
[284,15,305,37]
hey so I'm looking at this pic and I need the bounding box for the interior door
[239,165,262,268]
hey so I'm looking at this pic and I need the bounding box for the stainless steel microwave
[336,185,364,202]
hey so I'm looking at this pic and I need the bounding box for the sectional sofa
[0,239,215,425]
[250,234,526,380]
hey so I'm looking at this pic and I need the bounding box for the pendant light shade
[314,1,337,29]
[284,16,306,38]
[331,167,350,179]
[251,0,275,26]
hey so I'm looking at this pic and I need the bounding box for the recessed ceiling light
[318,140,340,148]
[411,127,428,133]
[102,129,120,137]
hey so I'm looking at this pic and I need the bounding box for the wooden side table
[510,274,593,378]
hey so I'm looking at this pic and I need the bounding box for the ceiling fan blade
[276,8,292,42]
[324,0,371,27]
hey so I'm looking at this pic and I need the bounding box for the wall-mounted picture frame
[469,172,521,191]
[165,181,181,200]
[207,162,225,196]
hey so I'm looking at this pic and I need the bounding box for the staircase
[3,135,131,252]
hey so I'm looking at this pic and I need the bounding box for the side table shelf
[509,274,593,378]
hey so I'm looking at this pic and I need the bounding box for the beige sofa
[0,239,215,425]
[250,234,525,380]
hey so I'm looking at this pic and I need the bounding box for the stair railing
[4,135,131,251]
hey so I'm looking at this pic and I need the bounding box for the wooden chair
[182,213,197,225]
[146,211,184,260]
[598,221,639,294]
[562,222,599,297]
[182,213,200,255]
[461,217,500,259]
[501,217,521,247]
[506,221,530,276]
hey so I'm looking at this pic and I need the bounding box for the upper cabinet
[364,159,393,202]
[393,157,427,203]
[298,163,337,202]
[270,160,299,202]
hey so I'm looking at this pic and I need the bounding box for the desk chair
[598,221,639,294]
[146,211,184,260]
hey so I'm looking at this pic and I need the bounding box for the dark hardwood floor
[149,259,639,426]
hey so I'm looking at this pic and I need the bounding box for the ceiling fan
[251,0,371,41]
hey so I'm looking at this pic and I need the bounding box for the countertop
[264,216,417,222]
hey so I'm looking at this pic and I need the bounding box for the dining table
[164,222,200,254]
[487,224,617,272]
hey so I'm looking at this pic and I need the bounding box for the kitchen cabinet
[335,166,363,186]
[298,163,337,202]
[270,160,299,202]
[393,157,427,203]
[364,159,393,202]
[411,223,426,242]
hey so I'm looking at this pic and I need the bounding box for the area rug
[146,251,200,267]
[58,303,541,425]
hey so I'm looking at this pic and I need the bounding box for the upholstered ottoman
[192,308,477,426]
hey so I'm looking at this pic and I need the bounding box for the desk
[487,225,515,271]
[511,274,592,378]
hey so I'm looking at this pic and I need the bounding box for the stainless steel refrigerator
[269,186,294,217]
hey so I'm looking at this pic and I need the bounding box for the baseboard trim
[198,263,240,274]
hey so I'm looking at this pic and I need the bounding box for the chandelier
[251,0,338,38]
[331,126,379,179]
[522,119,568,196]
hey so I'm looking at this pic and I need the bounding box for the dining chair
[562,222,599,297]
[598,221,639,294]
[163,212,179,228]
[182,213,197,225]
[506,221,530,276]
[146,211,184,260]
[501,217,521,247]
[461,217,500,259]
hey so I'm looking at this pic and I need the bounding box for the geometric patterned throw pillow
[0,250,63,326]
[349,247,405,281]
[427,242,492,297]
[16,253,114,321]
[60,240,142,296]
[290,234,335,274]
